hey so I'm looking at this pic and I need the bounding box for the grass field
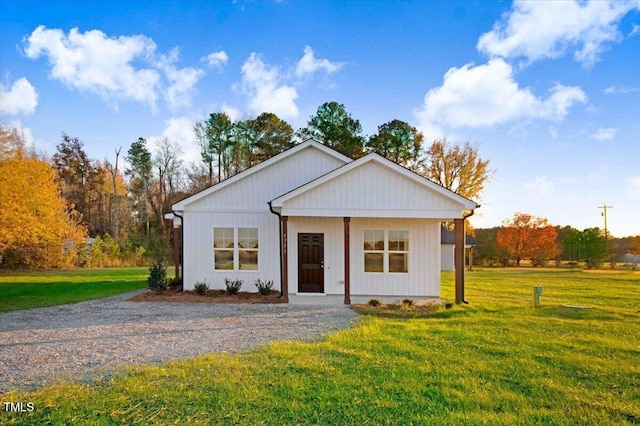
[0,268,148,312]
[1,268,639,425]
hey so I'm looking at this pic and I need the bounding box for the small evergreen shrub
[255,279,274,295]
[224,278,243,295]
[367,299,382,307]
[194,281,209,295]
[147,259,168,293]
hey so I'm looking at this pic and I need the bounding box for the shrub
[255,279,274,295]
[584,258,602,269]
[445,302,454,309]
[531,257,549,267]
[224,278,243,295]
[168,276,183,288]
[400,299,415,310]
[367,299,382,307]
[194,281,209,295]
[147,258,168,293]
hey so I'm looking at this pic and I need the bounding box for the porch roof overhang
[270,153,479,219]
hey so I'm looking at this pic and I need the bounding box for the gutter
[267,202,285,299]
[172,210,184,292]
[460,207,478,304]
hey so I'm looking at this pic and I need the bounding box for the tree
[496,213,558,266]
[104,147,124,238]
[473,227,510,266]
[304,101,365,158]
[196,112,233,184]
[125,138,153,235]
[422,138,492,202]
[366,119,424,170]
[245,112,294,163]
[195,113,230,185]
[556,225,582,261]
[52,134,104,234]
[581,227,607,269]
[0,125,86,268]
[153,137,184,230]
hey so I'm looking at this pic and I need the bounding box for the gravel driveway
[0,291,357,392]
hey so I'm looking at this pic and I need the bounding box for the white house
[169,139,479,304]
[440,226,474,271]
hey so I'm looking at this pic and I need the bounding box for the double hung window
[363,229,409,273]
[214,227,259,271]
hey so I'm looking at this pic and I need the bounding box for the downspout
[460,208,477,304]
[268,202,285,299]
[172,211,184,292]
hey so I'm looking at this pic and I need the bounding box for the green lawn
[1,268,639,425]
[0,268,148,312]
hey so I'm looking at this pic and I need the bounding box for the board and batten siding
[179,143,350,291]
[185,146,348,211]
[286,217,441,298]
[182,211,280,291]
[349,218,441,297]
[441,245,455,271]
[279,161,467,218]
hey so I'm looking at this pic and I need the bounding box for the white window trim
[363,229,409,274]
[213,227,260,272]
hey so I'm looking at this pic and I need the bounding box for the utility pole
[598,204,613,254]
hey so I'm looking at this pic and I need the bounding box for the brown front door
[298,233,324,293]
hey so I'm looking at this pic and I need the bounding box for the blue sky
[1,0,639,237]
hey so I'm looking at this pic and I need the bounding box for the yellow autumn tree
[0,125,86,268]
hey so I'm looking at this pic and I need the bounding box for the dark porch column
[281,216,289,303]
[343,217,351,305]
[454,218,465,304]
[172,225,181,279]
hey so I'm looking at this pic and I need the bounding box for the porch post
[343,217,351,305]
[172,225,181,279]
[281,216,289,303]
[454,218,464,304]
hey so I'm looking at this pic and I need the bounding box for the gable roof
[270,152,479,216]
[172,138,352,211]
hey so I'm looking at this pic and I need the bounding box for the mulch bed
[129,286,285,304]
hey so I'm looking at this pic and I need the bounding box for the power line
[598,204,613,253]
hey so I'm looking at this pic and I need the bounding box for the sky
[1,0,639,237]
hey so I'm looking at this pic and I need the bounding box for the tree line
[473,212,640,268]
[2,100,493,269]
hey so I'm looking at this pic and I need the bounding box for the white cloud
[23,26,205,111]
[239,53,298,119]
[524,175,553,198]
[543,84,589,121]
[593,127,617,141]
[295,46,344,77]
[221,103,242,121]
[0,77,38,116]
[630,24,640,38]
[24,26,161,109]
[477,0,640,66]
[203,51,228,69]
[604,85,639,94]
[415,59,587,132]
[627,176,640,200]
[150,116,199,165]
[549,126,557,139]
[156,48,204,110]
